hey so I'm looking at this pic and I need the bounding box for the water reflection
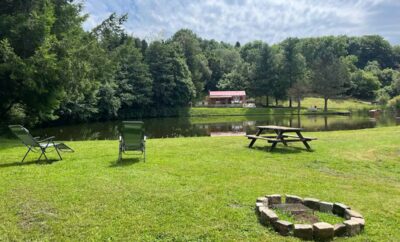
[26,113,398,141]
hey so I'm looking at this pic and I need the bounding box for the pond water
[24,113,398,141]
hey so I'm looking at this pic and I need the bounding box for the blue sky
[82,0,400,45]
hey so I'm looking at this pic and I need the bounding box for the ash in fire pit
[272,203,319,224]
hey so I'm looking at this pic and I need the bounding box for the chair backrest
[8,125,39,147]
[121,121,145,150]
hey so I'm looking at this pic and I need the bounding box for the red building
[207,91,246,107]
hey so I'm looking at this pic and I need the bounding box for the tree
[114,37,153,118]
[171,29,211,96]
[347,35,395,69]
[312,56,350,111]
[0,0,69,122]
[280,38,308,107]
[217,61,251,91]
[146,41,195,109]
[349,70,380,100]
[250,43,279,106]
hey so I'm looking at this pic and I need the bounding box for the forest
[1,0,400,125]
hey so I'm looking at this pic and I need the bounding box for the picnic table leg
[270,130,284,151]
[270,141,278,151]
[275,130,288,146]
[296,131,311,151]
[248,129,263,148]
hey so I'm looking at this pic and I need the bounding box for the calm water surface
[26,113,398,141]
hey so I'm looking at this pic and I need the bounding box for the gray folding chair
[8,125,74,162]
[119,121,146,162]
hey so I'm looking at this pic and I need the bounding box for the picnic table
[246,125,316,151]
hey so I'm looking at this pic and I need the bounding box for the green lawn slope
[0,127,399,241]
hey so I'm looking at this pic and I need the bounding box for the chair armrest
[33,136,40,140]
[37,136,55,142]
[144,136,147,141]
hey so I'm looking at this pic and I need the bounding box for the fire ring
[256,194,365,240]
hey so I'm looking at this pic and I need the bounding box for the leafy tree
[349,70,380,100]
[250,43,279,106]
[347,35,395,69]
[114,37,152,117]
[312,56,350,111]
[217,62,251,91]
[146,41,195,109]
[280,38,308,107]
[171,29,211,96]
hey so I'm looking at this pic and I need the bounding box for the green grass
[189,98,376,117]
[274,209,344,225]
[0,127,399,241]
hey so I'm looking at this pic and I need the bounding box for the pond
[22,113,398,141]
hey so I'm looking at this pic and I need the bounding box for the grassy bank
[0,127,399,241]
[189,98,376,117]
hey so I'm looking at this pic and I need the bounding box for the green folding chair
[8,125,74,162]
[119,121,146,162]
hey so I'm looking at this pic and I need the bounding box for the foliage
[387,95,400,113]
[1,1,399,124]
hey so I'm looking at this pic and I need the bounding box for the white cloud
[82,0,400,44]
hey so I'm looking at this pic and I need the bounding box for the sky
[82,0,400,45]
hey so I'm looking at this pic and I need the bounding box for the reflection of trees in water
[29,114,398,140]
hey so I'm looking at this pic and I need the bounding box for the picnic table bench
[246,125,317,151]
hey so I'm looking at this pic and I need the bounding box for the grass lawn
[0,127,399,241]
[189,98,376,117]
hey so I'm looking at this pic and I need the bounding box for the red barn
[207,91,246,107]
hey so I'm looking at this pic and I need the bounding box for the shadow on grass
[109,157,142,167]
[0,159,60,168]
[248,146,314,154]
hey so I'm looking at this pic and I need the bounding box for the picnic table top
[256,125,304,131]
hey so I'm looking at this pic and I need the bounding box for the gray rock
[255,202,267,215]
[256,196,268,203]
[285,195,303,204]
[332,203,350,217]
[334,223,346,237]
[313,222,334,241]
[351,217,365,230]
[303,198,320,210]
[273,220,293,236]
[266,194,281,206]
[344,219,362,236]
[259,208,278,225]
[344,209,363,220]
[319,201,333,213]
[294,224,313,240]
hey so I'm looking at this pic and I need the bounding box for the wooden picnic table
[246,125,316,151]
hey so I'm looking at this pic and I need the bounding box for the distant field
[189,98,376,117]
[0,127,399,240]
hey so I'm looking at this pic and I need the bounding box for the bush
[387,96,400,115]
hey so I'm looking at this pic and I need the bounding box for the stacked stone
[255,194,365,240]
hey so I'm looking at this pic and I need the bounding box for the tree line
[1,1,400,125]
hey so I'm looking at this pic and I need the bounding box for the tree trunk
[266,96,269,107]
[275,97,278,106]
[297,97,301,115]
[324,116,328,130]
[324,97,328,112]
[289,98,292,108]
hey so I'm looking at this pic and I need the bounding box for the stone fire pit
[256,194,365,240]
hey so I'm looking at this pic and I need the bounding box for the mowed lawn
[0,127,399,241]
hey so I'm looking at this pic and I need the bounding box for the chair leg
[55,146,62,160]
[21,148,31,162]
[143,147,146,162]
[38,148,48,161]
[118,146,122,162]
